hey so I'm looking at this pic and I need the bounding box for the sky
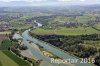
[0,0,100,6]
[0,0,100,2]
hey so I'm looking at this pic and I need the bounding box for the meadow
[31,27,100,35]
[0,40,13,50]
[94,23,100,30]
[2,51,30,66]
[0,31,11,34]
[0,41,18,66]
[0,51,19,66]
[10,21,32,30]
[0,40,30,66]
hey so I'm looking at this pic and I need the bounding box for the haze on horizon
[0,0,100,6]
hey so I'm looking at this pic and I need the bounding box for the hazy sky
[0,0,100,2]
[0,0,100,5]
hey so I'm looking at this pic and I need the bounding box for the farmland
[10,21,32,30]
[0,41,18,66]
[0,40,13,50]
[31,27,100,35]
[0,33,29,66]
[0,4,100,66]
[94,23,100,30]
[0,51,19,66]
[0,34,8,41]
[3,51,30,66]
[0,31,11,34]
[0,40,30,66]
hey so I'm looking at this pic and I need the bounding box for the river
[22,29,93,66]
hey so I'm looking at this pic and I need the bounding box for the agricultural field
[0,40,15,50]
[47,15,96,24]
[0,41,18,66]
[75,16,96,24]
[0,4,100,66]
[0,51,19,66]
[2,51,30,66]
[10,21,32,30]
[0,40,30,66]
[31,27,100,35]
[94,23,100,30]
[0,34,8,41]
[0,31,11,34]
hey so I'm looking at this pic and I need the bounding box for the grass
[2,51,30,66]
[0,51,19,66]
[0,61,2,66]
[10,21,32,30]
[76,16,96,24]
[0,40,30,66]
[0,31,11,34]
[94,23,100,30]
[32,28,54,35]
[0,40,14,50]
[31,27,100,35]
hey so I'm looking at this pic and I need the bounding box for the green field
[75,16,96,24]
[0,40,30,66]
[31,27,100,35]
[0,51,19,66]
[10,21,32,30]
[0,40,14,50]
[0,31,11,34]
[94,23,100,30]
[2,51,30,66]
[0,61,2,66]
